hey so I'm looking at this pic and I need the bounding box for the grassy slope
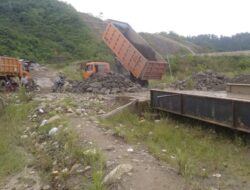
[0,0,112,63]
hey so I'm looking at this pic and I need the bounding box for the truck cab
[82,62,110,79]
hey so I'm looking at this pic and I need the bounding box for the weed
[186,78,193,90]
[0,100,35,182]
[18,86,32,102]
[101,110,250,183]
[176,148,193,178]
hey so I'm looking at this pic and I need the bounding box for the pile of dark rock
[172,70,228,91]
[229,74,250,84]
[66,73,142,94]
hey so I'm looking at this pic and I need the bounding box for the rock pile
[66,73,142,94]
[172,70,228,91]
[229,74,250,84]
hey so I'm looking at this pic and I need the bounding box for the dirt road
[29,65,188,189]
[71,116,186,190]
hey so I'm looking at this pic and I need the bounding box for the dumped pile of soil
[130,42,157,61]
[229,75,250,84]
[172,70,228,91]
[172,71,250,91]
[66,73,142,94]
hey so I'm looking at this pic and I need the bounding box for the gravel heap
[66,73,142,94]
[229,75,250,84]
[171,70,228,91]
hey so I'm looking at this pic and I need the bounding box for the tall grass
[169,55,250,77]
[0,101,35,182]
[102,110,250,181]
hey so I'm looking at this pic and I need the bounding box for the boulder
[102,164,133,185]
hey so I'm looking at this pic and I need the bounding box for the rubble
[172,71,250,91]
[229,74,250,84]
[172,70,228,91]
[66,73,142,94]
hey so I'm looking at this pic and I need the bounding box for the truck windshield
[85,65,93,71]
[97,65,105,72]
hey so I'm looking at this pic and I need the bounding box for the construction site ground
[1,65,250,190]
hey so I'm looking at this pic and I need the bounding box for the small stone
[127,148,134,152]
[105,146,115,151]
[212,173,222,178]
[83,166,91,172]
[47,115,60,124]
[21,135,28,139]
[52,170,59,176]
[38,108,45,114]
[61,168,68,173]
[210,187,219,190]
[67,108,74,113]
[53,160,57,166]
[98,110,106,114]
[40,120,48,127]
[170,155,176,159]
[102,164,133,184]
[76,124,81,128]
[29,171,35,174]
[42,185,51,190]
[70,164,82,174]
[161,149,167,153]
[75,109,82,115]
[48,127,59,136]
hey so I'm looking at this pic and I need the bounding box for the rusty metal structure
[150,88,250,133]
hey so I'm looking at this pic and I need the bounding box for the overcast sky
[62,0,250,36]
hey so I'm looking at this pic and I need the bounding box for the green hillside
[0,0,112,63]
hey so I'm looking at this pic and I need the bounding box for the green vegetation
[0,0,112,63]
[150,54,250,88]
[169,55,250,78]
[159,31,250,52]
[187,33,250,52]
[102,110,250,183]
[0,96,35,181]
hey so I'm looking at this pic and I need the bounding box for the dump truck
[0,56,36,91]
[102,20,167,86]
[82,61,111,79]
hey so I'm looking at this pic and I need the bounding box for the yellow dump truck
[102,20,168,86]
[0,56,31,91]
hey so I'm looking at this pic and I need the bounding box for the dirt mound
[66,73,142,94]
[172,70,228,91]
[229,75,250,84]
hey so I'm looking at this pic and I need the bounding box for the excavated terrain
[66,73,143,94]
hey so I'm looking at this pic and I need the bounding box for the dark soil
[66,73,142,94]
[172,71,250,91]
